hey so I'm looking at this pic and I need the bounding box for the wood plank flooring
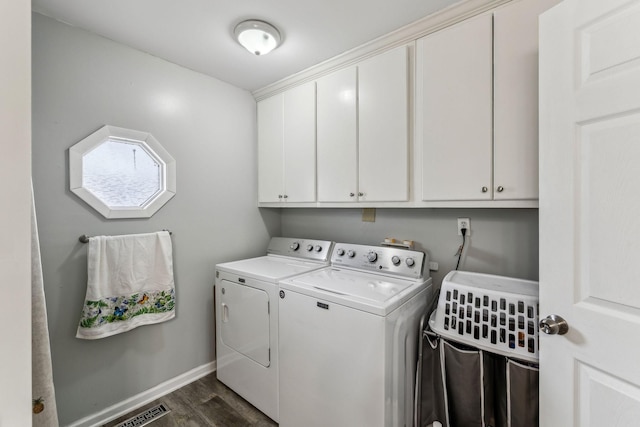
[102,372,278,427]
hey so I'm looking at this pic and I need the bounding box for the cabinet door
[257,94,284,203]
[283,81,316,202]
[493,0,559,200]
[317,66,357,202]
[418,14,493,201]
[358,46,409,202]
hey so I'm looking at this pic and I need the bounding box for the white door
[417,13,493,201]
[317,66,357,202]
[283,81,316,202]
[257,94,284,203]
[493,0,559,201]
[358,46,409,202]
[539,0,640,425]
[219,280,270,367]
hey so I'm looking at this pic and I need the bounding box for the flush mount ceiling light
[234,19,281,56]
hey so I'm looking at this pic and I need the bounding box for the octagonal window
[70,125,176,219]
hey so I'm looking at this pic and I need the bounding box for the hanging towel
[31,184,59,426]
[76,231,175,339]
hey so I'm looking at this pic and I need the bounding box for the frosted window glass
[83,139,162,207]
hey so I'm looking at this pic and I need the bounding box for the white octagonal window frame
[70,125,176,219]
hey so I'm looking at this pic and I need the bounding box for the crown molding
[252,0,512,100]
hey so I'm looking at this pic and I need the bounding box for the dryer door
[219,279,270,367]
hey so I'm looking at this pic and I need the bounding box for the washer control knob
[391,256,401,266]
[306,244,314,251]
[367,251,378,263]
[315,245,323,252]
[336,248,345,256]
[347,250,356,258]
[405,257,415,267]
[290,242,300,251]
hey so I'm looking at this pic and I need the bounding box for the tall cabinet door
[257,94,284,203]
[317,66,357,202]
[283,81,316,202]
[493,0,559,200]
[418,13,493,201]
[358,46,409,202]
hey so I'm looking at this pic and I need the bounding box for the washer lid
[216,255,328,282]
[279,267,430,316]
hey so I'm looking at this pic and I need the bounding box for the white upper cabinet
[358,46,409,202]
[493,0,559,200]
[417,13,494,201]
[317,66,358,202]
[258,0,550,207]
[417,0,555,204]
[283,82,316,202]
[258,81,316,203]
[258,94,284,203]
[317,46,409,203]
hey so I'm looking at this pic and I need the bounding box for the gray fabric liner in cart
[507,359,539,427]
[418,331,447,426]
[417,332,539,427]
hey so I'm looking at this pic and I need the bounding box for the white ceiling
[32,0,461,92]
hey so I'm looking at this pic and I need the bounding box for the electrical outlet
[429,261,439,271]
[457,218,470,236]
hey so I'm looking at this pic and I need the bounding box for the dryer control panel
[331,243,427,279]
[267,237,334,262]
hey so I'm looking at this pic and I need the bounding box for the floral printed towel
[76,231,175,339]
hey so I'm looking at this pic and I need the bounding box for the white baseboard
[66,361,217,427]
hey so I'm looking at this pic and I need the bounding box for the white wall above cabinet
[258,81,316,203]
[317,45,409,203]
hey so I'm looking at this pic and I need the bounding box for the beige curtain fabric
[31,188,59,426]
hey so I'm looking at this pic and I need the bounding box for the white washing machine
[278,243,433,427]
[214,237,333,422]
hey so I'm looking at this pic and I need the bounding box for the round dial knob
[315,245,322,252]
[391,256,401,266]
[336,248,345,256]
[347,250,356,258]
[405,257,415,267]
[367,251,378,263]
[306,244,314,251]
[290,242,300,251]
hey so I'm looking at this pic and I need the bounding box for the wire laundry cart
[416,271,540,427]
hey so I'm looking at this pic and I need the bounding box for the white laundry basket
[429,271,539,363]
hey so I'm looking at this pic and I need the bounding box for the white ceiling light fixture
[234,19,282,56]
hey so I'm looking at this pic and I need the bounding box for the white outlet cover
[457,218,470,236]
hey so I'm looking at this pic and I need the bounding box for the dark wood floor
[102,372,278,427]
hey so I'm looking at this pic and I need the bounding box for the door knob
[539,314,569,335]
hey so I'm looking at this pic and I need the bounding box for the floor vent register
[114,403,171,427]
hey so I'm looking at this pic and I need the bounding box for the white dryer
[214,237,333,422]
[278,243,433,427]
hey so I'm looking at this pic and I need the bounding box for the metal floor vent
[114,403,171,427]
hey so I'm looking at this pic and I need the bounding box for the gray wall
[31,14,280,425]
[281,208,539,286]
